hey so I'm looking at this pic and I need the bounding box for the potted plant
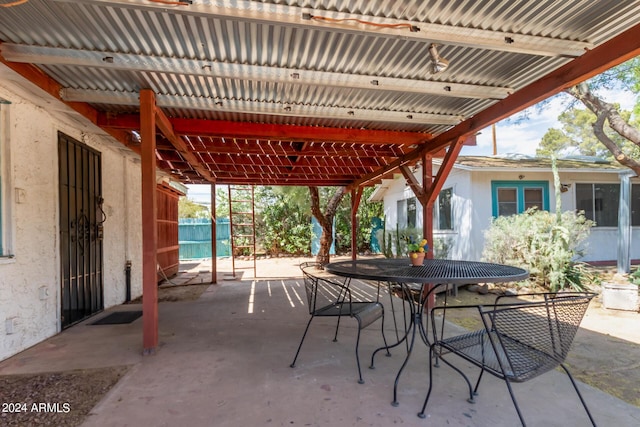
[404,235,429,266]
[602,268,640,311]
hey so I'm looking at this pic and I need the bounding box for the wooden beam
[427,136,470,206]
[400,166,426,206]
[349,21,640,189]
[140,89,158,355]
[153,105,215,182]
[98,114,431,145]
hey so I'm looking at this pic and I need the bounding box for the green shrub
[482,208,595,292]
[256,188,313,255]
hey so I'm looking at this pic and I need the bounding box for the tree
[334,187,383,253]
[214,186,229,218]
[537,108,624,158]
[255,186,312,255]
[178,197,210,219]
[538,57,640,175]
[309,186,346,265]
[565,82,640,174]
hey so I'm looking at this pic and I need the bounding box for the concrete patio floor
[1,256,639,427]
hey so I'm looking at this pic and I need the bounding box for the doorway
[58,132,104,328]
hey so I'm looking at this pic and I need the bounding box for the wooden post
[211,183,217,283]
[140,89,158,354]
[422,154,434,261]
[351,189,363,260]
[422,154,436,310]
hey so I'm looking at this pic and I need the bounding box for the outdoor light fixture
[429,44,449,74]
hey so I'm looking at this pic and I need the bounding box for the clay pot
[409,251,425,266]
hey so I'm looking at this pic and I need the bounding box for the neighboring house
[370,155,640,263]
[0,77,182,361]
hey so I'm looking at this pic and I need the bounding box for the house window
[397,197,417,229]
[398,189,454,231]
[435,187,453,230]
[576,183,640,227]
[407,197,416,228]
[491,181,549,217]
[633,184,640,226]
[497,187,518,216]
[396,199,407,229]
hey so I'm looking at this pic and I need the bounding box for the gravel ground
[0,366,129,427]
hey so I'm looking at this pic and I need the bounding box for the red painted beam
[153,105,214,182]
[99,114,432,145]
[427,136,470,205]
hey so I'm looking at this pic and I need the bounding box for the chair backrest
[481,292,595,381]
[300,262,349,315]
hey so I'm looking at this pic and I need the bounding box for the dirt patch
[0,366,129,427]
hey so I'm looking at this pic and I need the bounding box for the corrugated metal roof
[1,0,639,185]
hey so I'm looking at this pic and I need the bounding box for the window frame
[397,188,454,231]
[632,183,640,227]
[491,181,550,217]
[434,187,454,231]
[575,182,640,228]
[0,99,14,259]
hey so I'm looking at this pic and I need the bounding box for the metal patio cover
[2,0,640,188]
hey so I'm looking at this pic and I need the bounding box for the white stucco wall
[0,84,143,361]
[380,166,474,260]
[379,165,640,263]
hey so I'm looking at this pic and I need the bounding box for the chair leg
[472,368,484,396]
[355,324,365,384]
[559,363,597,426]
[503,377,527,426]
[333,315,342,342]
[433,350,476,404]
[376,304,391,358]
[290,316,314,368]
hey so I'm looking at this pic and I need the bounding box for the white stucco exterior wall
[0,84,143,362]
[378,164,640,263]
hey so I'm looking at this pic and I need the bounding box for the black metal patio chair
[418,292,597,426]
[290,261,388,384]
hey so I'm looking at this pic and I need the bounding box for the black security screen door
[58,132,104,328]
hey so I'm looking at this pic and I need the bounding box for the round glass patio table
[325,258,529,406]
